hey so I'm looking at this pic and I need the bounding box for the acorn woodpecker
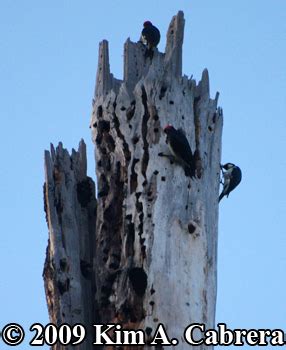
[141,21,160,58]
[219,163,242,202]
[159,124,196,178]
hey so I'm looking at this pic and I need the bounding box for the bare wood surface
[90,10,223,349]
[43,11,223,350]
[43,140,96,350]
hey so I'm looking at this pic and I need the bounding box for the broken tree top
[89,9,222,336]
[94,11,213,99]
[43,10,223,344]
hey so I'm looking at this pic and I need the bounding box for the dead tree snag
[90,10,223,349]
[43,10,223,350]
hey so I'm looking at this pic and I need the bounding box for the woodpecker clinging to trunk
[219,163,242,202]
[159,124,196,178]
[141,21,160,58]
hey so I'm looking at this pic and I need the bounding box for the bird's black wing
[141,26,160,47]
[170,129,194,165]
[226,167,242,195]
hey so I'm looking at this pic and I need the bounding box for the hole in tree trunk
[77,179,92,207]
[159,86,167,99]
[97,105,103,118]
[98,120,110,133]
[128,267,147,296]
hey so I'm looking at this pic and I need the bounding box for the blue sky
[0,1,285,348]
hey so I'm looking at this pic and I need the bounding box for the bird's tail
[219,192,224,202]
[144,47,154,60]
[184,165,196,179]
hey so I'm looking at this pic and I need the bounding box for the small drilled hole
[132,136,139,144]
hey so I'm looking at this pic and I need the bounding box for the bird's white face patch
[141,35,147,45]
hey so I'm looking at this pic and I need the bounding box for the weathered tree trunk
[44,10,222,350]
[43,141,96,350]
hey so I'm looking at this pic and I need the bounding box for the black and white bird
[159,124,196,178]
[219,163,242,202]
[141,21,160,58]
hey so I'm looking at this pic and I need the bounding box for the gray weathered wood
[90,10,223,349]
[43,10,223,350]
[43,140,96,350]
